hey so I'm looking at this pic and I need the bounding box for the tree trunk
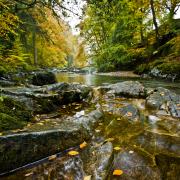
[32,27,37,66]
[150,0,159,42]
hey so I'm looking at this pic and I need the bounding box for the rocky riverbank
[0,80,180,179]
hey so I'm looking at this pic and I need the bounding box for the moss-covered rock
[0,96,32,131]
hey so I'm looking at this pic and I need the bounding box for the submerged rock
[107,150,161,180]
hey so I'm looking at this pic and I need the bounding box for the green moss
[0,113,26,131]
[0,96,32,131]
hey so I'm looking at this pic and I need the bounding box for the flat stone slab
[0,127,90,174]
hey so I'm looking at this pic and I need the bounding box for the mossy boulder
[0,97,32,131]
[32,72,57,86]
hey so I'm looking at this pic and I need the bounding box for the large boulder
[0,126,90,174]
[0,109,103,174]
[107,81,146,98]
[31,72,57,86]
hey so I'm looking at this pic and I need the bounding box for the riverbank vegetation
[81,0,180,76]
[0,0,87,75]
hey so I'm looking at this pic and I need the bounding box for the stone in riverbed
[0,82,92,114]
[31,71,57,86]
[107,81,146,98]
[81,142,113,180]
[0,126,90,174]
[107,150,161,180]
[146,87,180,118]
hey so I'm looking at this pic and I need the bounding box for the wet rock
[82,142,113,180]
[0,126,90,174]
[0,96,32,131]
[146,87,180,118]
[0,83,92,114]
[107,150,161,180]
[93,142,113,180]
[0,80,16,87]
[107,81,146,98]
[31,72,57,86]
[155,154,180,180]
[74,109,104,132]
[118,104,139,122]
[149,67,178,81]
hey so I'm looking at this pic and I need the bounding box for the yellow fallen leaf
[95,129,101,133]
[25,172,33,177]
[80,141,87,149]
[84,175,91,180]
[0,132,3,136]
[113,147,121,151]
[117,118,121,121]
[99,123,103,126]
[113,169,123,176]
[68,150,79,156]
[27,124,31,127]
[48,154,57,161]
[37,122,43,126]
[105,138,114,142]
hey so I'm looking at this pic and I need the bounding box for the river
[56,72,180,94]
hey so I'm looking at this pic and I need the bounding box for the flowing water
[56,72,180,94]
[1,72,180,180]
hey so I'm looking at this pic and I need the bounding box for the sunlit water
[56,72,180,94]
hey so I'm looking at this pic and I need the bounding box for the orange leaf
[113,169,123,176]
[80,141,87,149]
[126,112,132,117]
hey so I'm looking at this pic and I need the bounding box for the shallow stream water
[1,72,180,180]
[56,72,180,94]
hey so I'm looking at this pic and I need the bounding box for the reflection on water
[56,73,180,94]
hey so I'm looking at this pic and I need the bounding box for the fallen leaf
[95,129,101,133]
[68,150,79,156]
[113,169,123,176]
[113,147,121,151]
[117,118,121,121]
[80,141,87,149]
[27,124,31,127]
[25,172,33,177]
[0,132,3,136]
[48,154,57,161]
[160,92,165,96]
[126,112,132,117]
[129,150,134,154]
[99,123,103,126]
[37,122,43,126]
[105,138,114,142]
[84,175,91,180]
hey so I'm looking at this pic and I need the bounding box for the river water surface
[56,72,180,94]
